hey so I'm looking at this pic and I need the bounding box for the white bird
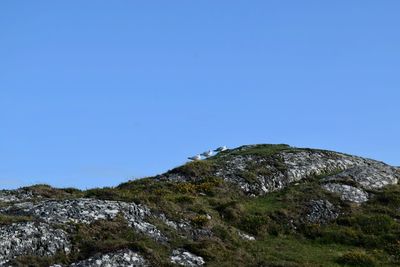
[214,146,228,152]
[188,155,202,161]
[201,150,213,158]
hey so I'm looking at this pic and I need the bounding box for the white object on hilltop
[188,155,202,161]
[201,150,213,158]
[214,146,228,152]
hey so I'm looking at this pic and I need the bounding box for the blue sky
[1,1,399,189]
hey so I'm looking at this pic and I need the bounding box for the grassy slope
[5,145,400,266]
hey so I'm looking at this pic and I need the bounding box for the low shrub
[317,227,362,245]
[84,187,120,200]
[212,225,232,241]
[176,183,197,194]
[175,178,222,195]
[214,201,244,222]
[174,195,195,204]
[372,185,400,207]
[337,250,376,267]
[171,160,215,179]
[355,214,396,235]
[191,215,210,227]
[239,215,270,236]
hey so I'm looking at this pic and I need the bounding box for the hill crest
[0,144,399,266]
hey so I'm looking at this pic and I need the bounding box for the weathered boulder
[320,163,399,203]
[322,165,398,190]
[322,183,369,203]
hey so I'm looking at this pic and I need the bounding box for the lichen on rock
[322,165,399,190]
[0,222,71,265]
[0,189,34,203]
[170,249,205,266]
[305,199,339,224]
[322,183,369,203]
[50,249,148,267]
[0,198,166,241]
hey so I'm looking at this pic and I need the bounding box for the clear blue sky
[1,1,399,189]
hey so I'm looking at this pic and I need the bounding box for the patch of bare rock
[0,198,166,241]
[0,222,71,265]
[170,249,205,266]
[0,189,34,203]
[305,199,339,224]
[50,249,148,267]
[202,148,399,203]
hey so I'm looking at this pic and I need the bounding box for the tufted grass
[22,184,83,199]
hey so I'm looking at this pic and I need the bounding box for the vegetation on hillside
[4,145,400,266]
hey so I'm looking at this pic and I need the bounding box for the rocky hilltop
[0,144,399,266]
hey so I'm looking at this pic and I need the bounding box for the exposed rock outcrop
[0,222,70,265]
[161,146,398,198]
[170,249,205,266]
[0,189,34,203]
[322,165,398,190]
[305,199,339,224]
[320,164,399,203]
[0,198,165,241]
[50,249,148,267]
[213,149,399,196]
[322,183,369,203]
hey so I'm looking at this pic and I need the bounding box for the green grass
[337,249,377,267]
[248,236,354,267]
[243,191,286,213]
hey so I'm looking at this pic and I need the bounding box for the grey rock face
[1,198,165,241]
[305,199,339,224]
[212,149,399,197]
[320,162,399,203]
[0,189,33,203]
[212,150,357,195]
[215,155,287,195]
[51,249,148,267]
[322,183,369,203]
[160,212,214,241]
[322,165,398,190]
[0,222,71,265]
[169,148,398,204]
[159,214,191,232]
[170,249,205,266]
